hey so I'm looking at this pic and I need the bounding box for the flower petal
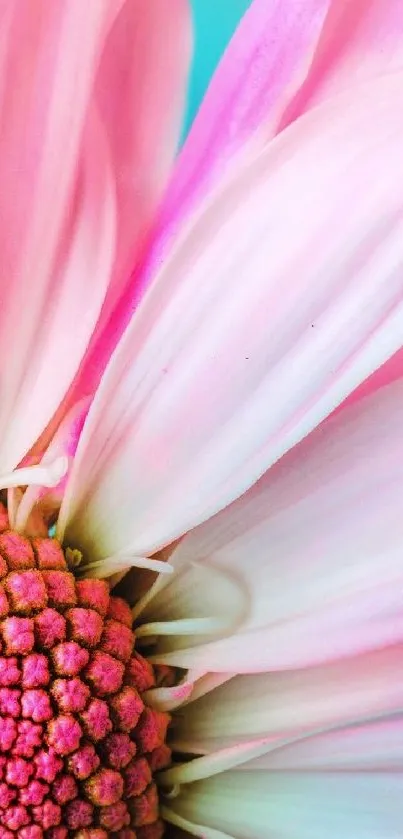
[164,768,403,839]
[144,0,332,265]
[147,0,403,433]
[135,562,248,652]
[136,0,403,289]
[146,377,403,671]
[63,0,192,408]
[76,0,332,425]
[60,72,403,563]
[281,0,403,127]
[94,0,192,318]
[333,344,403,412]
[170,647,403,753]
[165,718,403,838]
[0,0,191,471]
[232,717,403,772]
[162,714,403,785]
[0,0,121,471]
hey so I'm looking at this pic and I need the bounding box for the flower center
[0,501,170,838]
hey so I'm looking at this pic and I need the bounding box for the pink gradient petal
[49,0,192,433]
[0,1,120,472]
[143,0,332,271]
[0,0,191,472]
[60,72,403,560]
[73,0,332,401]
[94,0,192,325]
[279,0,403,129]
[335,345,403,412]
[172,648,403,753]
[86,0,403,376]
[146,378,403,673]
[152,0,403,258]
[236,718,403,772]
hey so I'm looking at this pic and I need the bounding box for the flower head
[0,0,403,837]
[0,510,169,837]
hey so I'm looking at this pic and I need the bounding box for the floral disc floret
[0,505,169,837]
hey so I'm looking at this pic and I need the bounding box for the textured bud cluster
[0,505,171,838]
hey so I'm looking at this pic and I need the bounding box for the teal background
[184,0,252,135]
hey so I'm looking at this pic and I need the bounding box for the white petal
[170,647,403,753]
[235,717,403,772]
[146,377,403,671]
[165,770,403,839]
[163,715,403,785]
[60,72,403,560]
[164,716,403,835]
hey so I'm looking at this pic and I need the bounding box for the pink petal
[0,1,119,471]
[171,648,403,753]
[115,0,403,313]
[145,0,332,267]
[54,0,192,419]
[58,0,329,420]
[60,0,403,446]
[59,72,403,559]
[336,345,403,411]
[236,718,403,772]
[146,378,403,672]
[94,0,192,322]
[280,0,403,128]
[161,715,403,781]
[0,0,191,472]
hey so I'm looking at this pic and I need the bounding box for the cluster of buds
[0,504,171,838]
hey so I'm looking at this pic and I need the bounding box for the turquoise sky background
[184,0,252,135]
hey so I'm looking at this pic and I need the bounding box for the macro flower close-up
[0,0,402,837]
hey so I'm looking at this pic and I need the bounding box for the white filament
[0,456,68,491]
[137,616,231,639]
[160,806,232,839]
[79,554,174,579]
[131,575,166,621]
[142,679,195,711]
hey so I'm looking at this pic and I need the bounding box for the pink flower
[0,1,402,838]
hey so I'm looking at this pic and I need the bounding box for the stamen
[0,456,69,492]
[131,576,166,621]
[142,679,195,711]
[158,737,280,786]
[163,783,181,799]
[6,487,20,529]
[161,805,233,838]
[178,671,236,707]
[11,457,70,534]
[78,555,174,579]
[136,617,232,638]
[133,561,248,645]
